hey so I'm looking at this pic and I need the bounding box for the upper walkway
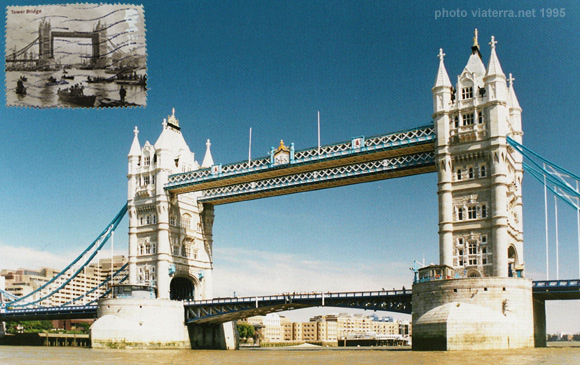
[165,125,436,204]
[184,289,412,324]
[1,280,577,323]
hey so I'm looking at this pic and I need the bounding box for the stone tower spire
[127,110,214,301]
[433,31,524,279]
[201,139,214,168]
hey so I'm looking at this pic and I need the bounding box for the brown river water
[1,343,580,364]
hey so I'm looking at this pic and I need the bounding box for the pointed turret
[507,73,523,142]
[485,36,505,77]
[433,48,452,116]
[201,139,214,168]
[507,73,521,111]
[484,35,507,102]
[128,126,141,157]
[434,48,452,89]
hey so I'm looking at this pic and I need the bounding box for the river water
[6,69,147,108]
[1,344,579,364]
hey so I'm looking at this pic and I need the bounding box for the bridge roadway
[165,125,436,204]
[1,280,578,323]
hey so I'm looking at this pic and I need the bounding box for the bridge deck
[0,305,97,321]
[166,125,436,204]
[184,290,412,324]
[532,280,580,300]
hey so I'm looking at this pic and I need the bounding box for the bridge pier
[533,298,546,347]
[91,298,190,349]
[187,321,238,350]
[412,277,534,351]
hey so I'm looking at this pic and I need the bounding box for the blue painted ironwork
[184,289,412,324]
[166,125,435,196]
[0,305,98,321]
[61,264,128,306]
[5,204,127,308]
[508,137,580,209]
[198,152,435,204]
[532,279,580,300]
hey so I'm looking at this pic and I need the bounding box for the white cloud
[0,243,125,272]
[0,243,75,271]
[212,246,413,322]
[212,246,413,297]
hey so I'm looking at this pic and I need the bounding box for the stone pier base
[188,321,238,350]
[533,297,546,347]
[412,277,534,351]
[91,298,190,349]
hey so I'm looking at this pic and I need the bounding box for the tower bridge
[6,18,110,69]
[2,30,580,351]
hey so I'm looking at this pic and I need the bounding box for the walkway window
[463,112,474,126]
[181,214,191,229]
[462,87,473,99]
[468,243,478,265]
[468,206,477,219]
[457,169,462,181]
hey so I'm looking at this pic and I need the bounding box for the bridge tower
[127,109,214,300]
[38,18,52,67]
[434,30,524,279]
[92,20,108,69]
[412,30,533,351]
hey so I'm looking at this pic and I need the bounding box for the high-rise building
[0,255,128,306]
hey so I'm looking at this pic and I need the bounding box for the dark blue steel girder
[0,305,97,322]
[184,290,412,324]
[532,280,580,300]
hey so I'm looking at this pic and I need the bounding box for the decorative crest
[508,73,515,88]
[489,35,497,50]
[473,28,479,48]
[133,126,139,136]
[276,139,289,152]
[437,48,445,62]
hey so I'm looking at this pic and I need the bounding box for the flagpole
[577,180,580,279]
[544,163,549,280]
[317,111,321,155]
[554,194,559,281]
[248,127,252,165]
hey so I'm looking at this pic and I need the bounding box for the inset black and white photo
[5,4,147,108]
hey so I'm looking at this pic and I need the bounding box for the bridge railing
[184,289,411,306]
[167,125,435,188]
[0,305,96,315]
[532,280,580,288]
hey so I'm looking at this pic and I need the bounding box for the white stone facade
[433,31,524,278]
[128,109,214,300]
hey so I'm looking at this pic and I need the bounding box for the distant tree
[237,323,255,340]
[5,320,53,334]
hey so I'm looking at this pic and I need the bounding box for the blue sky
[2,0,580,331]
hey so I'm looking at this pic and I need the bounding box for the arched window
[458,207,464,221]
[480,165,487,177]
[181,214,192,229]
[468,167,474,179]
[457,169,462,181]
[481,204,488,218]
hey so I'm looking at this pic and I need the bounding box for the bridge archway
[508,245,518,277]
[170,276,195,301]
